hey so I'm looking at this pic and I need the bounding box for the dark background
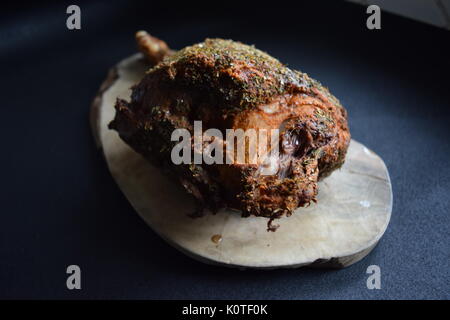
[1,0,449,299]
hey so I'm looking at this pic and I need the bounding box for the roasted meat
[109,32,351,231]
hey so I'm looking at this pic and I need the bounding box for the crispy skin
[109,33,350,231]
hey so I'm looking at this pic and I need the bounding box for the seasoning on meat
[109,32,351,231]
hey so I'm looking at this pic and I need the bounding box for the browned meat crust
[109,33,351,231]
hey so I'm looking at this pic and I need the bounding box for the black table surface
[1,1,449,299]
